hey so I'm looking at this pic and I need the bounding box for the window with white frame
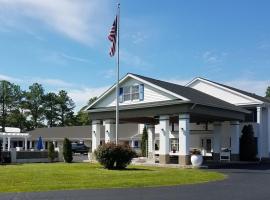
[123,85,140,101]
[123,86,131,101]
[170,138,179,152]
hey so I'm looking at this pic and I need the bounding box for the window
[123,86,131,101]
[155,140,160,150]
[123,85,140,102]
[134,141,139,148]
[171,123,175,131]
[131,85,139,100]
[170,139,179,152]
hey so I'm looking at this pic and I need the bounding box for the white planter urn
[190,154,203,167]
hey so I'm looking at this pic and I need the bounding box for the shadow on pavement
[205,162,270,171]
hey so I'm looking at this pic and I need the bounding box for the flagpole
[115,3,120,145]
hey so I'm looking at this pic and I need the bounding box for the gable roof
[128,73,249,113]
[85,73,189,111]
[85,73,248,114]
[189,77,270,104]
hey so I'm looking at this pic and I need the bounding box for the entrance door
[206,139,212,153]
[201,138,213,156]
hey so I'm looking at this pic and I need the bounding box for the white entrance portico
[85,73,250,165]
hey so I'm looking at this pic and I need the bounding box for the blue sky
[0,0,270,111]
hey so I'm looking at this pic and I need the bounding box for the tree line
[0,80,95,132]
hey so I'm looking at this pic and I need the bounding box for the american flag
[108,16,117,57]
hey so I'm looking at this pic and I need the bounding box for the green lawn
[0,163,225,193]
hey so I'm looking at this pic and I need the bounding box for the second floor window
[123,85,140,101]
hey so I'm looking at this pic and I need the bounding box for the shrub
[141,126,148,157]
[94,143,136,170]
[63,138,73,163]
[190,148,201,155]
[48,142,56,162]
[240,125,257,161]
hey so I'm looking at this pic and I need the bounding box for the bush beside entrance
[94,143,136,169]
[240,124,257,161]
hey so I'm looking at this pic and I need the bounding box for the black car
[71,143,89,154]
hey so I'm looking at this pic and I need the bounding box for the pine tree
[63,138,73,163]
[141,126,148,157]
[266,86,270,98]
[44,92,60,127]
[48,141,56,162]
[58,90,75,127]
[25,83,45,129]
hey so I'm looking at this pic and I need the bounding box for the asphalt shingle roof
[29,126,92,140]
[29,125,138,140]
[130,73,249,113]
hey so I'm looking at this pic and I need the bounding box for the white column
[179,113,190,165]
[2,137,6,151]
[92,120,101,153]
[147,124,155,159]
[104,119,115,143]
[230,121,240,161]
[213,122,222,160]
[29,140,33,149]
[24,137,28,150]
[7,137,11,151]
[257,106,263,160]
[131,139,134,148]
[159,115,170,164]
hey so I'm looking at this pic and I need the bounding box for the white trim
[0,132,29,138]
[186,77,263,105]
[84,74,190,110]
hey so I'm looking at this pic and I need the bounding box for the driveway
[1,163,270,200]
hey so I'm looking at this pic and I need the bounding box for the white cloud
[0,73,108,112]
[257,41,270,50]
[0,0,112,44]
[120,50,152,70]
[68,86,109,111]
[101,69,116,79]
[31,78,74,88]
[131,31,148,44]
[42,51,92,66]
[59,53,90,63]
[0,74,22,82]
[202,51,227,64]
